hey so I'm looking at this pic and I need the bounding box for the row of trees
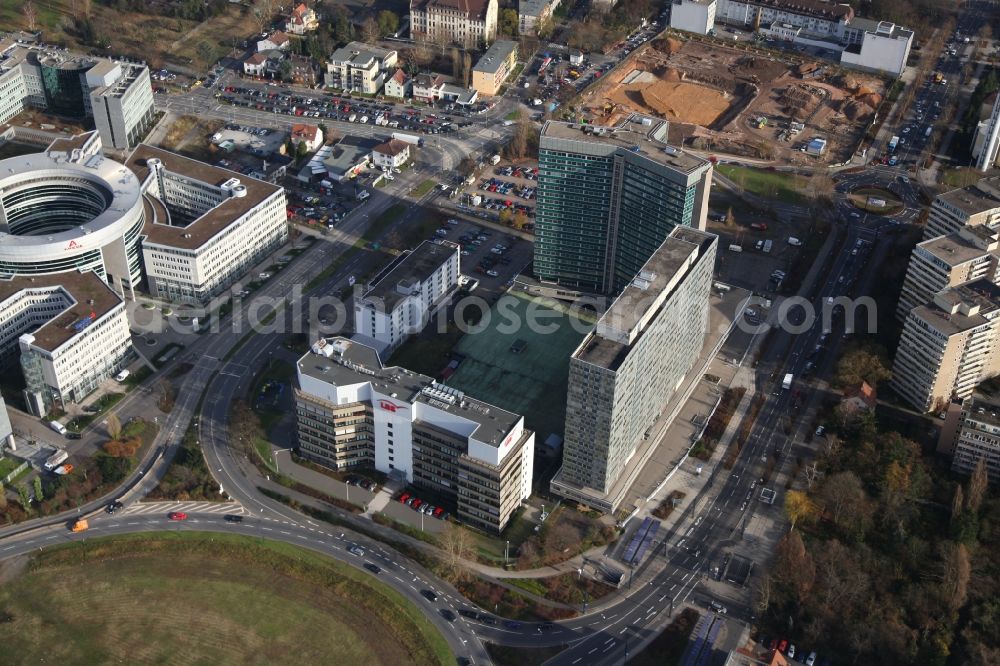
[761,407,1000,664]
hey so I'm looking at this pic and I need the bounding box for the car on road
[421,589,438,602]
[486,270,499,277]
[814,425,826,437]
[347,544,365,557]
[106,500,123,514]
[479,615,497,625]
[440,608,457,622]
[364,562,381,574]
[168,512,187,521]
[709,600,727,614]
[224,514,243,523]
[503,620,522,629]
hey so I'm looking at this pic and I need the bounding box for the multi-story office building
[353,241,460,355]
[9,272,132,415]
[892,280,1000,412]
[838,20,913,77]
[896,226,1000,322]
[471,40,518,97]
[0,42,155,151]
[410,0,498,49]
[126,144,288,304]
[939,395,1000,484]
[534,120,713,295]
[295,337,535,532]
[551,227,717,511]
[324,42,398,94]
[924,176,1000,240]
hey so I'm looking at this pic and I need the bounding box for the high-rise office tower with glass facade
[533,120,713,295]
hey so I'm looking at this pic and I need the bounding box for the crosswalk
[123,500,245,517]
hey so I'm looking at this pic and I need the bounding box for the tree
[450,47,462,80]
[724,206,736,228]
[462,51,473,88]
[940,542,971,613]
[376,10,399,37]
[0,481,6,509]
[966,457,988,513]
[251,0,275,36]
[835,346,892,388]
[498,208,513,225]
[438,523,474,581]
[23,0,38,31]
[17,484,30,511]
[513,210,529,229]
[499,8,519,37]
[33,475,43,503]
[251,0,274,34]
[784,489,817,530]
[107,413,122,441]
[361,16,379,45]
[771,530,815,604]
[295,139,309,163]
[950,484,965,526]
[817,471,867,527]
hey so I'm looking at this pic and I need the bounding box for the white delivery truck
[782,374,793,390]
[729,244,743,252]
[44,449,68,470]
[787,237,802,246]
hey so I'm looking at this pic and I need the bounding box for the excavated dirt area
[579,37,886,164]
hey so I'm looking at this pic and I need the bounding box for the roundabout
[846,185,905,215]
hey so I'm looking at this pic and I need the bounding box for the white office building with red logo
[295,337,535,533]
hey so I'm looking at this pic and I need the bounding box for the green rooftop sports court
[445,292,596,441]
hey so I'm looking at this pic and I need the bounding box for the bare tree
[252,0,276,36]
[950,484,965,526]
[106,413,122,441]
[361,16,379,45]
[438,523,474,581]
[23,0,38,32]
[940,542,971,613]
[966,457,989,513]
[462,51,472,88]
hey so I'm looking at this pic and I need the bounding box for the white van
[48,421,68,436]
[114,369,130,382]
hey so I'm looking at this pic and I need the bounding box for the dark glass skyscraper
[534,120,713,295]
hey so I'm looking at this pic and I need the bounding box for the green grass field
[715,164,806,204]
[447,292,594,441]
[0,532,452,666]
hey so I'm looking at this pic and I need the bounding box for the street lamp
[505,540,510,565]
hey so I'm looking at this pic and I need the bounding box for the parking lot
[431,218,530,291]
[216,84,479,137]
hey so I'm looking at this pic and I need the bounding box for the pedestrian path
[125,500,244,516]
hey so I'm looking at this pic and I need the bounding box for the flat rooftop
[921,229,997,266]
[936,177,1000,216]
[576,228,715,370]
[541,120,709,175]
[322,136,378,176]
[964,395,1000,428]
[0,271,123,352]
[300,338,522,448]
[361,241,458,312]
[126,144,282,251]
[916,280,1000,336]
[474,40,517,75]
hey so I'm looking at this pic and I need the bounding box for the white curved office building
[0,131,144,297]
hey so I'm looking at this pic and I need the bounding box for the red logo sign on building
[66,240,82,250]
[378,399,406,413]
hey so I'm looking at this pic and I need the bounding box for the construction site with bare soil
[576,36,887,164]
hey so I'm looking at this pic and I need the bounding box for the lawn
[715,165,807,204]
[940,167,984,189]
[411,179,437,198]
[0,456,24,479]
[0,532,452,666]
[358,203,407,247]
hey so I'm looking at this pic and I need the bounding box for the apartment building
[518,0,559,35]
[0,42,155,150]
[410,0,499,49]
[324,42,398,94]
[896,226,1000,322]
[353,241,459,355]
[892,280,1000,413]
[7,272,133,415]
[551,228,717,512]
[939,396,1000,484]
[534,120,713,295]
[126,145,288,304]
[715,0,854,38]
[924,176,1000,240]
[471,40,518,97]
[295,337,535,532]
[670,0,717,35]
